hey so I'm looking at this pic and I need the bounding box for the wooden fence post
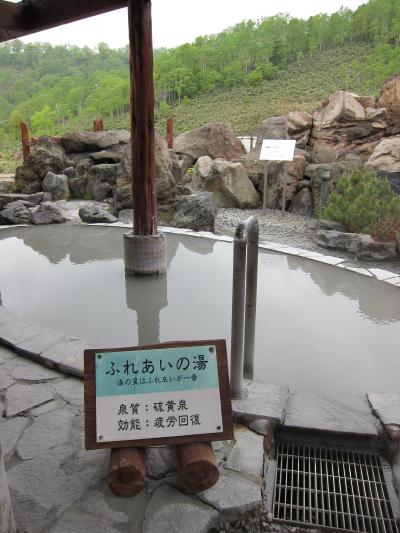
[167,116,173,149]
[20,122,30,159]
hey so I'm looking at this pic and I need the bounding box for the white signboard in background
[259,139,296,161]
[259,139,296,212]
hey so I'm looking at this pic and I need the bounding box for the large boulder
[202,160,259,208]
[78,204,118,224]
[31,202,66,224]
[15,139,74,194]
[255,113,312,152]
[113,184,132,212]
[42,171,70,201]
[0,192,48,208]
[174,123,245,161]
[60,130,130,153]
[88,163,121,201]
[237,156,266,195]
[0,200,32,225]
[170,192,217,232]
[68,159,93,197]
[290,188,313,217]
[309,91,387,163]
[287,111,313,148]
[378,75,400,126]
[190,156,214,190]
[114,131,177,212]
[366,136,400,173]
[154,132,178,210]
[0,177,14,193]
[263,155,306,210]
[316,230,398,261]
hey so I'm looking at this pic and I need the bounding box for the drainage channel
[271,441,400,533]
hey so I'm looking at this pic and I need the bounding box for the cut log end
[176,442,219,493]
[107,447,146,497]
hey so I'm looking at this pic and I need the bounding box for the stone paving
[1,341,399,532]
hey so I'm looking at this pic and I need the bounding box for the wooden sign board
[84,339,233,449]
[259,139,296,161]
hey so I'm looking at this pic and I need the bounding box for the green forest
[0,0,400,152]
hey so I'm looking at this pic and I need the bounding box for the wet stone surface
[0,344,397,533]
[0,345,270,532]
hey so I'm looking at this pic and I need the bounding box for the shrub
[322,168,400,241]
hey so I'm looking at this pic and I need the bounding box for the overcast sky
[18,0,368,49]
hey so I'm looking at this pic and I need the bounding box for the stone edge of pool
[0,220,399,380]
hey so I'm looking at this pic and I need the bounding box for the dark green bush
[322,168,400,241]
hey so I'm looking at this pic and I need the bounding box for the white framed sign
[84,339,234,449]
[259,139,296,161]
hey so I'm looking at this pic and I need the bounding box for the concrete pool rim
[0,220,399,380]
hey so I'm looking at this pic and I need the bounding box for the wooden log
[175,442,219,493]
[166,116,173,149]
[93,118,104,132]
[128,0,157,236]
[107,447,146,497]
[20,121,30,160]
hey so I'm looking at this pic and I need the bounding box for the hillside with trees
[0,0,400,156]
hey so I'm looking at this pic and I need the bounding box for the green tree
[7,110,24,138]
[31,105,57,135]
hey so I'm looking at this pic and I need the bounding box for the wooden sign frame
[84,339,233,450]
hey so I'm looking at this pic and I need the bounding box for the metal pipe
[244,222,259,378]
[320,168,331,209]
[230,216,259,399]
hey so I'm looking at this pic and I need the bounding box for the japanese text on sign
[259,139,296,161]
[95,345,223,443]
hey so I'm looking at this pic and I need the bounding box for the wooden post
[129,0,157,237]
[107,447,146,497]
[124,0,166,275]
[166,116,173,149]
[93,118,104,131]
[262,164,268,212]
[20,121,30,160]
[282,178,287,213]
[175,442,219,493]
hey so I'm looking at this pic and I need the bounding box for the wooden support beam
[167,116,174,149]
[0,0,127,43]
[93,118,104,132]
[20,122,30,160]
[129,0,157,236]
[175,442,219,493]
[0,1,24,41]
[107,448,146,497]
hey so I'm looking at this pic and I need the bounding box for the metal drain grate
[273,442,399,533]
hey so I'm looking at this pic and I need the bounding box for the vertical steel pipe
[321,169,331,209]
[244,222,259,378]
[230,216,259,399]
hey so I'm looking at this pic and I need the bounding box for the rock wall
[13,77,400,219]
[15,130,177,214]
